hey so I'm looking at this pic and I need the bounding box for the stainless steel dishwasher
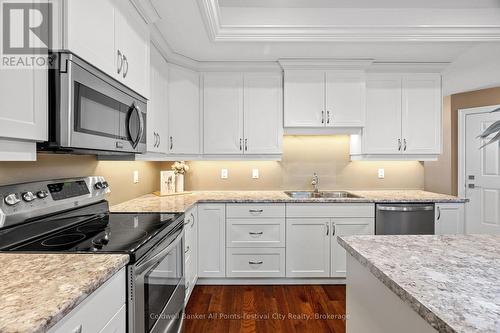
[375,203,435,235]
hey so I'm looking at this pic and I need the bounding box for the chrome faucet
[311,173,319,193]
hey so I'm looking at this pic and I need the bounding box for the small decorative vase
[175,173,184,193]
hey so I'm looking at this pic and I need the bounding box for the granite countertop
[338,234,500,333]
[110,190,466,213]
[0,253,129,333]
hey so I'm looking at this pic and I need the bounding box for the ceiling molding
[279,58,374,70]
[130,0,161,24]
[368,62,451,73]
[198,61,282,72]
[197,0,500,42]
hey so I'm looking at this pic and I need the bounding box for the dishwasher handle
[377,205,434,212]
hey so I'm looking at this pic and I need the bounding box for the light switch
[378,168,385,179]
[133,170,139,183]
[252,169,259,179]
[221,169,228,179]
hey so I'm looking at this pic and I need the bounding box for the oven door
[133,226,185,333]
[58,53,147,153]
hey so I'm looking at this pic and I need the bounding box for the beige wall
[424,86,500,195]
[165,136,424,191]
[0,154,162,205]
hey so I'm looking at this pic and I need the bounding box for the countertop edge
[337,237,456,333]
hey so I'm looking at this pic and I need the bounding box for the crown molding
[368,62,450,73]
[279,58,374,70]
[130,0,161,24]
[198,61,282,72]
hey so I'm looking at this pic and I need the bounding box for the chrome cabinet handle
[122,55,129,78]
[321,111,325,124]
[327,110,331,124]
[398,139,402,151]
[249,231,263,235]
[403,139,407,151]
[185,245,190,254]
[249,261,263,265]
[326,223,329,236]
[190,213,195,227]
[244,138,248,151]
[332,224,336,236]
[249,209,264,213]
[117,50,123,74]
[153,132,158,148]
[170,136,173,150]
[437,206,441,220]
[72,325,82,333]
[239,138,242,151]
[157,133,160,148]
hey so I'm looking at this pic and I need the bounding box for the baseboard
[196,277,346,285]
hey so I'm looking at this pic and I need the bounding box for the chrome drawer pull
[249,261,263,265]
[249,209,264,213]
[249,231,263,235]
[185,245,190,253]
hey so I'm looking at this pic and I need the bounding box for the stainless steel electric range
[0,176,185,333]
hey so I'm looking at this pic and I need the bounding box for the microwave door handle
[136,230,184,274]
[128,104,144,149]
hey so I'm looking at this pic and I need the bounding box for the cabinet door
[168,65,200,154]
[65,0,115,77]
[147,45,168,153]
[331,218,374,278]
[325,71,366,127]
[243,73,283,154]
[402,75,442,154]
[203,73,244,154]
[284,70,325,127]
[198,204,226,277]
[286,218,330,277]
[435,203,465,235]
[114,0,150,98]
[363,75,402,154]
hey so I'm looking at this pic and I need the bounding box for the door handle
[239,138,242,151]
[249,261,263,265]
[398,139,402,151]
[436,206,441,220]
[128,103,143,149]
[117,50,123,74]
[327,110,331,124]
[170,136,173,150]
[244,138,248,151]
[332,224,336,236]
[403,139,407,151]
[321,111,325,124]
[153,132,158,148]
[122,55,129,78]
[326,223,329,235]
[157,134,160,148]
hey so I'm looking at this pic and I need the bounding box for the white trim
[197,277,346,285]
[368,62,450,73]
[278,59,374,70]
[129,0,161,24]
[198,61,282,72]
[350,154,439,161]
[284,127,362,136]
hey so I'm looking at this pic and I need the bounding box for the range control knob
[94,182,104,189]
[102,181,109,188]
[22,192,36,202]
[4,193,21,206]
[36,190,49,199]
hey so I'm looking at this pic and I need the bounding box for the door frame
[457,104,500,232]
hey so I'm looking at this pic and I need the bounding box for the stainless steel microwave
[39,52,147,154]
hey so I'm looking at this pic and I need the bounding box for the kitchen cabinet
[284,70,366,128]
[226,247,285,278]
[198,204,226,277]
[48,268,125,333]
[286,218,331,278]
[147,44,169,154]
[356,73,442,158]
[435,203,465,235]
[65,0,149,98]
[184,205,198,303]
[168,65,201,155]
[202,72,283,155]
[330,218,374,277]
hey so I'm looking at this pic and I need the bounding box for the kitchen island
[338,235,500,333]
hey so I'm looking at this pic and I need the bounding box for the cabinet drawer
[226,248,285,277]
[227,219,285,247]
[49,268,126,333]
[99,305,126,333]
[286,203,375,218]
[227,203,285,218]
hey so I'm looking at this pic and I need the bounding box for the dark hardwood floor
[185,285,346,333]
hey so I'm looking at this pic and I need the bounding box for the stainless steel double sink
[284,191,361,199]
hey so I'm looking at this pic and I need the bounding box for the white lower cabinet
[286,218,331,278]
[48,268,125,333]
[435,203,465,235]
[226,247,285,278]
[184,205,198,304]
[198,204,226,277]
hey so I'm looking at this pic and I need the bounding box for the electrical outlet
[221,169,228,179]
[252,169,259,179]
[378,168,385,179]
[133,170,139,183]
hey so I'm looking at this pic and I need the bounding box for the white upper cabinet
[114,0,150,98]
[65,0,149,98]
[284,70,366,128]
[243,73,283,154]
[363,75,402,154]
[203,72,244,154]
[284,70,325,127]
[402,75,442,155]
[326,71,366,127]
[168,65,200,155]
[203,72,283,156]
[147,45,168,154]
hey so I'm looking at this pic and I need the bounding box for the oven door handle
[136,229,183,274]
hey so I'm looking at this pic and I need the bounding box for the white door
[203,72,244,154]
[147,45,168,153]
[402,75,441,154]
[197,204,226,277]
[168,65,200,154]
[435,203,465,235]
[325,71,366,127]
[464,110,500,234]
[65,0,115,77]
[286,218,330,277]
[331,218,374,278]
[114,0,150,98]
[284,70,325,127]
[243,73,283,154]
[362,75,402,154]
